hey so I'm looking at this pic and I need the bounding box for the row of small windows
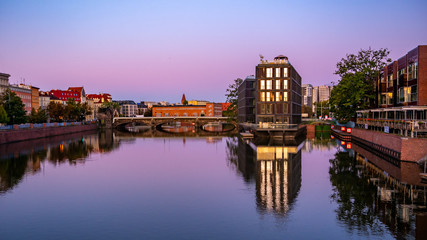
[259,80,288,90]
[260,92,288,102]
[265,68,288,78]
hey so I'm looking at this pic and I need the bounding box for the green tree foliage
[98,101,120,113]
[224,78,243,119]
[314,100,330,117]
[0,105,9,124]
[331,48,391,121]
[0,90,27,124]
[301,105,313,118]
[144,108,152,117]
[29,107,48,123]
[47,102,65,122]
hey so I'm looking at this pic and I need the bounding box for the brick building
[256,55,302,124]
[377,45,427,108]
[153,103,222,117]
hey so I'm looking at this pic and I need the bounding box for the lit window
[266,80,272,90]
[275,68,280,77]
[284,92,288,101]
[260,80,265,90]
[261,92,265,101]
[276,92,280,101]
[266,68,273,78]
[266,92,271,102]
[275,80,280,90]
[283,80,288,89]
[283,68,288,77]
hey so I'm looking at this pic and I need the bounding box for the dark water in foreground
[0,130,426,239]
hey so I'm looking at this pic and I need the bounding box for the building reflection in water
[330,142,427,239]
[255,144,302,216]
[0,130,120,195]
[227,137,302,217]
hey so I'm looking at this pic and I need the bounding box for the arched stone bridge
[113,116,237,130]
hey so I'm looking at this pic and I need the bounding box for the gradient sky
[1,0,427,103]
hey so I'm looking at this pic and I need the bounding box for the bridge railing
[243,123,298,130]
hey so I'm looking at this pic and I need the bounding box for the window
[261,92,265,101]
[283,92,288,101]
[275,92,280,101]
[266,68,273,78]
[260,104,265,114]
[266,80,272,90]
[275,80,280,90]
[283,68,288,77]
[275,68,280,77]
[266,92,271,102]
[266,104,273,114]
[260,80,265,90]
[408,62,418,80]
[387,74,393,87]
[283,80,288,89]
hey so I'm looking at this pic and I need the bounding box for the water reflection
[329,142,427,239]
[226,137,302,217]
[0,130,120,195]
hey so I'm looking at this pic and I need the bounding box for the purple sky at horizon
[1,0,426,103]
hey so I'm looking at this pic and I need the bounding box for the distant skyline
[1,0,427,103]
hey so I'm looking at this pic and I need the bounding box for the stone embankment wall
[0,124,98,144]
[352,128,427,162]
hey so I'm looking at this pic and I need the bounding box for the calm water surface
[0,130,426,239]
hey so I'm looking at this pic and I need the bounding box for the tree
[29,107,48,123]
[314,100,330,118]
[0,90,27,124]
[47,102,65,122]
[0,105,9,124]
[224,78,243,119]
[301,105,313,118]
[98,101,120,113]
[330,48,391,121]
[144,108,152,117]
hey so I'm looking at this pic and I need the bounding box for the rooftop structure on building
[256,55,302,124]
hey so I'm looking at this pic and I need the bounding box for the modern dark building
[377,45,427,108]
[237,75,256,123]
[255,55,302,124]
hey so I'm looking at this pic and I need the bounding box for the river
[0,130,425,239]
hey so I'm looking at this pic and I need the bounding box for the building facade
[312,85,332,104]
[0,73,10,95]
[10,84,32,113]
[39,91,51,109]
[255,55,302,124]
[115,100,138,117]
[31,86,40,110]
[50,89,81,103]
[377,45,427,108]
[238,75,256,123]
[302,84,313,108]
[152,103,222,117]
[68,87,86,103]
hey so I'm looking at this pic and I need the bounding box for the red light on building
[331,135,335,139]
[346,128,352,133]
[341,141,345,145]
[340,126,346,131]
[346,143,352,149]
[331,125,334,129]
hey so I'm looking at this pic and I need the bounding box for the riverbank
[0,123,98,144]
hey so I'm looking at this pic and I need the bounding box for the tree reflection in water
[0,130,120,195]
[329,150,424,239]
